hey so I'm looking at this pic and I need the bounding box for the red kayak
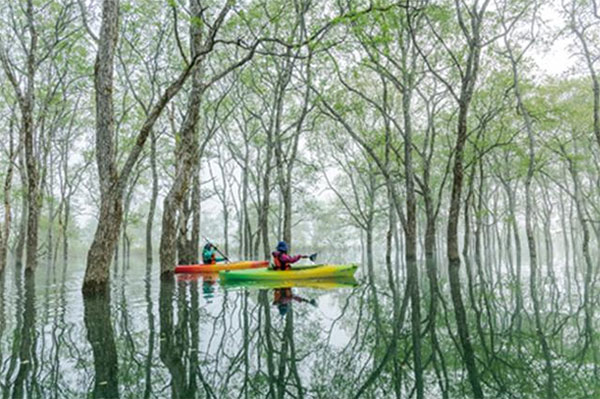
[174,260,268,273]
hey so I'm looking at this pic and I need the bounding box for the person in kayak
[273,288,317,316]
[272,240,308,270]
[202,243,225,264]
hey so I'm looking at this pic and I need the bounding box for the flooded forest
[0,0,599,398]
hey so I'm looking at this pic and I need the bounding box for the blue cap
[276,241,288,253]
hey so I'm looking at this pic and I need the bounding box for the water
[0,257,598,398]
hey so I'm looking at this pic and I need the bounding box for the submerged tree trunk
[83,0,122,293]
[159,0,203,276]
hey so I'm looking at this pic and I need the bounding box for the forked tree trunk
[84,0,214,292]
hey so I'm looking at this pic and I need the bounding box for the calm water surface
[0,257,598,398]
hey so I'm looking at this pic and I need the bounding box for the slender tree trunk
[501,178,523,319]
[62,201,70,265]
[146,129,158,266]
[401,57,423,398]
[446,39,484,399]
[190,166,200,262]
[0,126,15,273]
[242,147,252,259]
[20,0,40,275]
[15,153,28,268]
[260,142,273,259]
[565,146,598,387]
[506,36,556,398]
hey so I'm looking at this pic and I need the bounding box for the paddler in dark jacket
[271,241,307,270]
[202,243,225,264]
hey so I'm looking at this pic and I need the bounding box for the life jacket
[202,248,216,264]
[272,251,290,270]
[273,288,292,304]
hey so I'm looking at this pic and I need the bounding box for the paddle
[304,253,318,262]
[204,237,230,262]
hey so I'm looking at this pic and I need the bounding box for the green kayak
[219,263,358,281]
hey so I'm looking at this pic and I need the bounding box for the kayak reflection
[176,272,219,301]
[220,276,359,291]
[273,287,317,316]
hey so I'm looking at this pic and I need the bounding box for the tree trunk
[14,153,28,268]
[505,34,556,398]
[83,0,120,293]
[146,129,158,266]
[566,146,598,387]
[190,166,201,262]
[159,0,204,276]
[260,143,273,260]
[400,53,423,398]
[446,25,485,399]
[0,125,15,273]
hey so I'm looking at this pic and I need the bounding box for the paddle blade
[308,253,318,262]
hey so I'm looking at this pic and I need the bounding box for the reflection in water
[272,287,317,317]
[159,278,215,398]
[10,273,37,399]
[201,274,217,303]
[83,291,119,399]
[143,267,154,399]
[0,257,598,398]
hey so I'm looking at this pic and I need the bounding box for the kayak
[220,276,359,290]
[219,263,358,281]
[175,260,268,273]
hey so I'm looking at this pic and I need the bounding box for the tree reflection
[83,291,119,399]
[1,255,599,398]
[159,277,215,398]
[10,273,37,398]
